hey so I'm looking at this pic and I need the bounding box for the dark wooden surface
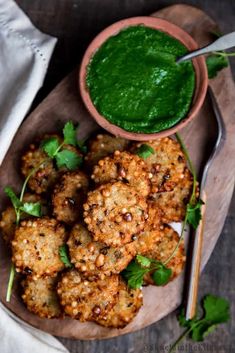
[13,0,235,352]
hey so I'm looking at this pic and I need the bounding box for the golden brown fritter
[52,171,89,224]
[21,275,62,319]
[67,223,136,279]
[0,207,16,245]
[12,217,66,277]
[84,133,129,170]
[84,181,148,247]
[91,151,150,196]
[95,278,143,328]
[0,194,48,245]
[141,225,186,285]
[21,144,58,194]
[132,137,187,194]
[149,168,193,223]
[134,225,164,254]
[57,270,119,322]
[21,138,82,194]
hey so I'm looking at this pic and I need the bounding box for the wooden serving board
[0,4,235,340]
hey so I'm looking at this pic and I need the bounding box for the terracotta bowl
[79,17,208,141]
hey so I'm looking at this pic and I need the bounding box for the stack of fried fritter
[0,133,192,328]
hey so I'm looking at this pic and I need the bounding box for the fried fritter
[0,193,48,245]
[84,181,148,247]
[12,217,66,277]
[21,275,61,318]
[67,223,136,279]
[57,270,119,322]
[95,278,143,328]
[21,143,58,194]
[21,137,82,194]
[134,225,163,254]
[148,168,193,223]
[132,137,187,194]
[52,171,89,224]
[84,133,129,170]
[91,151,150,196]
[141,225,186,285]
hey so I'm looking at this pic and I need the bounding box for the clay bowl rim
[79,16,208,141]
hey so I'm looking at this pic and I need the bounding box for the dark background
[14,1,235,352]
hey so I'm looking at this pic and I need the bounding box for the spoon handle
[177,31,235,63]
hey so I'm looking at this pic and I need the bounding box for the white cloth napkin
[0,1,69,352]
[0,0,57,164]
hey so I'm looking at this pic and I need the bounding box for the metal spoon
[177,31,235,63]
[185,87,226,320]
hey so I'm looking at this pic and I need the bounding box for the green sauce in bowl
[86,25,195,133]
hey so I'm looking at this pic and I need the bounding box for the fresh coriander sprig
[122,254,172,288]
[41,121,83,170]
[169,295,230,353]
[4,121,82,302]
[136,144,155,159]
[4,186,41,226]
[59,244,73,268]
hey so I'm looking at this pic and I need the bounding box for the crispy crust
[21,275,62,318]
[95,278,143,328]
[134,225,164,254]
[67,224,136,279]
[21,144,58,194]
[141,225,186,285]
[52,171,89,224]
[57,270,119,322]
[91,151,150,196]
[12,217,66,277]
[84,181,148,247]
[0,194,47,245]
[84,134,129,170]
[131,137,187,194]
[149,168,193,223]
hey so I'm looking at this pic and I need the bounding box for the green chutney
[86,26,195,133]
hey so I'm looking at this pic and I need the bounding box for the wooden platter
[0,4,235,340]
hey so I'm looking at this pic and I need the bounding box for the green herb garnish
[169,295,230,352]
[136,144,155,159]
[59,244,73,268]
[122,254,172,288]
[41,121,83,170]
[206,54,228,79]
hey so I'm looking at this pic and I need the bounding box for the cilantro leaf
[178,308,198,329]
[186,200,204,229]
[20,202,41,217]
[152,266,172,286]
[63,121,78,146]
[136,255,152,268]
[136,144,154,159]
[206,55,228,79]
[55,149,83,170]
[190,296,230,341]
[122,261,147,289]
[4,186,21,209]
[77,140,88,154]
[59,244,73,268]
[203,294,230,324]
[176,295,230,345]
[41,137,60,158]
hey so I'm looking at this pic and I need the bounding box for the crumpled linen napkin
[0,1,69,352]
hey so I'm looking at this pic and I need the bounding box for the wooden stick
[185,190,206,320]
